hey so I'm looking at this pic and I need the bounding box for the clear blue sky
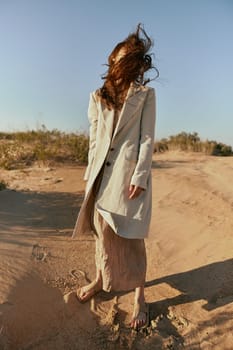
[0,0,233,146]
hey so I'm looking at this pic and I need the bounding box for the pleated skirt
[91,169,147,292]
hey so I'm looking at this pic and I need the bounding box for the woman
[72,24,158,330]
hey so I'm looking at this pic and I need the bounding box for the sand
[0,151,232,349]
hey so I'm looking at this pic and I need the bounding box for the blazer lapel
[101,104,115,141]
[112,85,148,139]
[98,84,148,141]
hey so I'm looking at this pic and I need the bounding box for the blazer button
[106,161,111,166]
[110,147,114,151]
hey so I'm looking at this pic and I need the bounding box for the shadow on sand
[152,159,190,169]
[146,258,233,314]
[0,189,84,243]
[140,258,233,347]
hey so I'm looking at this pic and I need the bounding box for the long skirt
[91,169,147,293]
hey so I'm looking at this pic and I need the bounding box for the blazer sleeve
[130,87,156,189]
[84,92,98,181]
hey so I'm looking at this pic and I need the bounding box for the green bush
[0,180,7,191]
[154,141,169,153]
[154,132,233,156]
[0,127,89,169]
[211,143,233,156]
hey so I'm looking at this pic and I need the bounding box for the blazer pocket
[125,150,138,162]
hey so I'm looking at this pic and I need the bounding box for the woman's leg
[131,284,148,329]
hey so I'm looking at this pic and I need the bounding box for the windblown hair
[97,23,159,110]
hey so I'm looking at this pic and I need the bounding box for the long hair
[97,23,159,110]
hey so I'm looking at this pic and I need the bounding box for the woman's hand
[128,185,144,199]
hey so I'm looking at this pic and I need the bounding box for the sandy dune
[0,151,232,349]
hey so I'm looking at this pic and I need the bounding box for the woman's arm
[130,88,156,190]
[84,92,98,181]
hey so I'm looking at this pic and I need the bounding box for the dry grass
[1,129,232,171]
[0,126,89,169]
[0,180,7,191]
[154,132,233,156]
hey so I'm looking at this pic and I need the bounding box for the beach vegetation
[0,180,7,190]
[0,126,89,169]
[154,132,233,156]
[0,129,232,170]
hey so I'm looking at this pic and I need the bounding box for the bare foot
[76,279,102,303]
[130,301,149,330]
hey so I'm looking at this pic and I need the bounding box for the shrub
[154,141,169,153]
[211,143,233,156]
[0,127,89,169]
[154,132,233,156]
[0,180,7,190]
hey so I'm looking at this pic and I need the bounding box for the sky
[0,0,233,146]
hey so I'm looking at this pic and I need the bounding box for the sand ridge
[0,151,233,349]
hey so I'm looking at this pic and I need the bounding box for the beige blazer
[72,83,156,239]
